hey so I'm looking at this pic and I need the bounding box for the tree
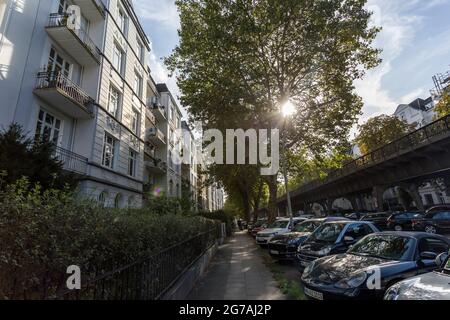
[167,0,381,222]
[434,91,450,119]
[0,124,75,191]
[355,115,417,154]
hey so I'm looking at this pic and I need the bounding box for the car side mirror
[344,236,355,243]
[435,252,449,267]
[420,251,438,261]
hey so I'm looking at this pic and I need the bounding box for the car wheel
[425,225,437,234]
[394,225,403,231]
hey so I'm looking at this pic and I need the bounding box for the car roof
[323,220,371,225]
[370,231,450,241]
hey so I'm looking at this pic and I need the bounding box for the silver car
[384,251,450,300]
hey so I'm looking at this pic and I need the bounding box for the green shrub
[0,178,218,299]
[199,210,234,236]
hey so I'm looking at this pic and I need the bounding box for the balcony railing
[47,13,100,63]
[36,70,94,114]
[290,114,450,196]
[54,146,88,175]
[146,127,166,145]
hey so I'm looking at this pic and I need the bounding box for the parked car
[256,217,305,245]
[384,251,450,300]
[296,221,379,270]
[301,232,450,300]
[360,212,391,230]
[268,217,347,260]
[250,219,268,237]
[386,211,424,231]
[426,205,450,214]
[412,210,450,234]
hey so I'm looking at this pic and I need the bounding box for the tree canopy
[355,115,417,155]
[434,91,450,119]
[167,0,381,220]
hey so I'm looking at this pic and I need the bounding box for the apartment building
[0,0,151,207]
[180,121,199,209]
[141,82,182,198]
[393,97,436,128]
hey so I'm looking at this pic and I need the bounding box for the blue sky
[133,0,450,128]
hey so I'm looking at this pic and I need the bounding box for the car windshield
[253,220,265,228]
[349,235,413,261]
[269,220,289,229]
[294,221,318,233]
[309,223,345,243]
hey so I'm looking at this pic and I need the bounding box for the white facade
[394,97,436,128]
[181,121,199,208]
[0,0,151,207]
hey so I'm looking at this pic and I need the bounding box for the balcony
[45,14,101,66]
[145,107,156,125]
[146,127,166,146]
[144,144,155,157]
[148,97,167,121]
[34,71,95,119]
[145,158,167,174]
[54,146,88,175]
[72,0,105,21]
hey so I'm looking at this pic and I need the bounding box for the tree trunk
[266,175,278,223]
[252,181,264,223]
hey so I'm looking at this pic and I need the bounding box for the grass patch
[260,249,307,300]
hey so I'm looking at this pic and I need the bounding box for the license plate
[300,260,311,267]
[304,287,323,300]
[270,250,279,255]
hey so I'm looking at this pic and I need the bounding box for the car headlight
[302,261,316,279]
[334,272,367,289]
[384,284,401,301]
[317,245,332,256]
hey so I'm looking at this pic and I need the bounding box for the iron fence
[54,146,88,175]
[36,70,95,112]
[53,227,220,300]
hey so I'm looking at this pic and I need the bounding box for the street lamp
[280,100,294,226]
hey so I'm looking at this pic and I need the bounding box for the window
[48,47,71,78]
[169,180,174,196]
[131,109,140,134]
[114,194,122,209]
[117,5,127,35]
[35,109,62,145]
[128,148,137,177]
[136,38,144,63]
[134,71,143,97]
[418,238,449,255]
[102,133,116,169]
[112,42,124,74]
[344,223,372,240]
[108,86,121,117]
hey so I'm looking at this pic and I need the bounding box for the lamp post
[281,100,295,226]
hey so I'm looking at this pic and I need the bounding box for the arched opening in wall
[128,196,135,208]
[332,198,353,212]
[383,186,417,211]
[98,191,108,207]
[311,203,325,217]
[114,193,123,209]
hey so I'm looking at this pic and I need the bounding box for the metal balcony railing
[36,70,95,111]
[146,127,166,143]
[47,13,100,62]
[54,146,88,175]
[291,114,450,195]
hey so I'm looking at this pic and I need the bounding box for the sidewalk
[188,231,286,300]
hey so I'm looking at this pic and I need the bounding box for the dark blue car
[301,232,450,300]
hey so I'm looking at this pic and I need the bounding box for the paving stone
[187,231,286,300]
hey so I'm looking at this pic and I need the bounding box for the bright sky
[133,0,450,129]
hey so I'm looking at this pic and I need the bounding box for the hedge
[0,178,219,299]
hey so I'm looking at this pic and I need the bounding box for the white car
[256,217,305,245]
